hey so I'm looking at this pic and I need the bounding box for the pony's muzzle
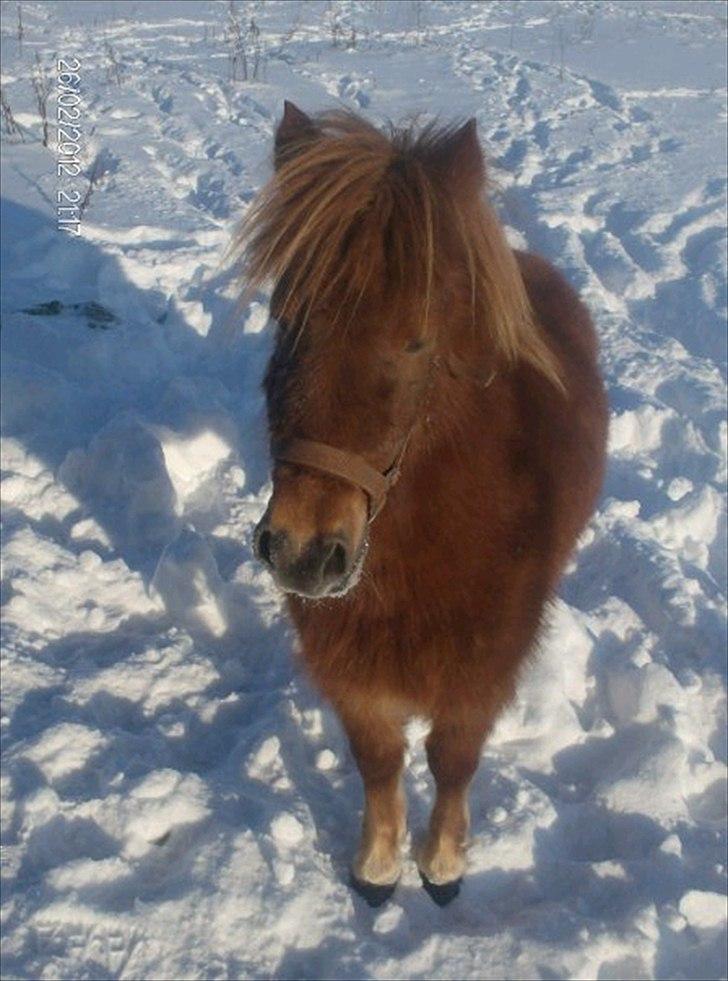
[253,513,354,598]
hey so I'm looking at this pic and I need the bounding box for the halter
[274,436,406,521]
[273,355,496,523]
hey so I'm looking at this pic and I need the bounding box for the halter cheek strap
[274,436,408,521]
[273,358,495,522]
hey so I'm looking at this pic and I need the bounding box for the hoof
[349,873,397,908]
[420,872,462,906]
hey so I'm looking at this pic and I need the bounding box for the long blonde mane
[231,110,562,388]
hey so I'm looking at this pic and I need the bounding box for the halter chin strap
[275,436,408,521]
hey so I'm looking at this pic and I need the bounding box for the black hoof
[349,873,397,908]
[420,872,462,906]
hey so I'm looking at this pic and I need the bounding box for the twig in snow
[227,0,247,81]
[79,151,112,218]
[31,53,52,147]
[1,85,24,141]
[104,42,123,87]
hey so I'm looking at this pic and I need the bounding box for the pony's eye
[405,338,426,353]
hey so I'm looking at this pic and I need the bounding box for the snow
[1,1,726,979]
[679,890,727,930]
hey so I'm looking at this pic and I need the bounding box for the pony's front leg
[418,718,489,894]
[337,703,406,894]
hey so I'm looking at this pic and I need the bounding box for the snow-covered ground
[1,2,726,978]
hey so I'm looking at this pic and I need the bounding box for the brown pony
[233,102,607,905]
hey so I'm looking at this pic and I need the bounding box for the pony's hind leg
[418,717,489,888]
[337,702,407,890]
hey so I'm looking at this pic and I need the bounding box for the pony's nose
[254,517,352,596]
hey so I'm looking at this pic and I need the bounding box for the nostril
[323,540,348,580]
[257,529,273,566]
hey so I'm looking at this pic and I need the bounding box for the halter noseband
[275,434,410,521]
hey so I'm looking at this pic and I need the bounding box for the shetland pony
[234,102,607,905]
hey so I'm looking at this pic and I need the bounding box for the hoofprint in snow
[0,2,725,979]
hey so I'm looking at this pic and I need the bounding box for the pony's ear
[274,100,319,168]
[431,118,484,187]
